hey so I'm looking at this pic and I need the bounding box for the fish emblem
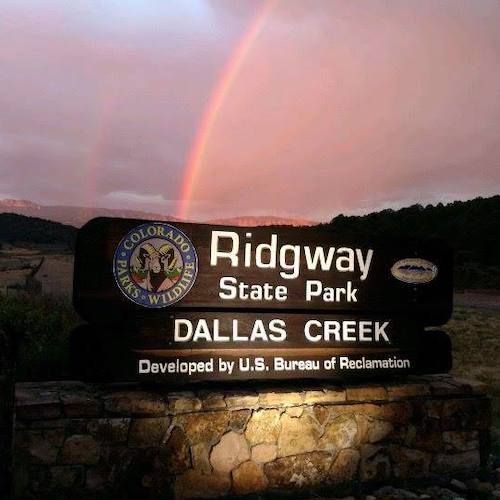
[390,258,438,284]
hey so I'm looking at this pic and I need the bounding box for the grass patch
[0,294,80,380]
[447,306,500,429]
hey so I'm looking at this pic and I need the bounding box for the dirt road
[454,290,500,310]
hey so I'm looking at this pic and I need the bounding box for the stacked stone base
[14,375,491,499]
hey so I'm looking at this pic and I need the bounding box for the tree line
[325,195,500,289]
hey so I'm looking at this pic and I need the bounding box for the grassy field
[447,305,500,433]
[0,294,80,380]
[0,245,73,297]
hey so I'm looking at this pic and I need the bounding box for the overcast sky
[1,0,500,221]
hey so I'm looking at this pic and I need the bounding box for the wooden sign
[69,324,452,384]
[72,217,453,384]
[134,349,420,383]
[131,313,420,350]
[73,217,453,326]
[130,315,426,383]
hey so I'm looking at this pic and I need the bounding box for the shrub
[0,294,80,380]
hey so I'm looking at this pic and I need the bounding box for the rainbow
[177,0,277,220]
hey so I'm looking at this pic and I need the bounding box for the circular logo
[113,222,198,308]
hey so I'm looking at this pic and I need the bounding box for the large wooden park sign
[72,217,453,383]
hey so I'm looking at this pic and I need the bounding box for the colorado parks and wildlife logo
[113,222,198,308]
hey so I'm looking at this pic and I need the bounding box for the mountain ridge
[0,199,316,227]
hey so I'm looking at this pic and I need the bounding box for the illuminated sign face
[74,218,453,383]
[113,223,198,308]
[77,219,453,320]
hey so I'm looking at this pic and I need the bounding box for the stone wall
[14,375,491,499]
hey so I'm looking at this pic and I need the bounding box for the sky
[1,0,500,222]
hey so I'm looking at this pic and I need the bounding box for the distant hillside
[327,195,500,289]
[0,199,183,228]
[0,212,313,252]
[0,213,76,250]
[208,216,316,227]
[0,199,315,228]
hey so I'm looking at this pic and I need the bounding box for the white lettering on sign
[304,320,390,343]
[305,280,358,302]
[138,358,215,375]
[171,318,392,344]
[274,357,321,371]
[174,318,287,343]
[137,354,412,379]
[338,356,411,370]
[209,231,374,281]
[219,277,288,301]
